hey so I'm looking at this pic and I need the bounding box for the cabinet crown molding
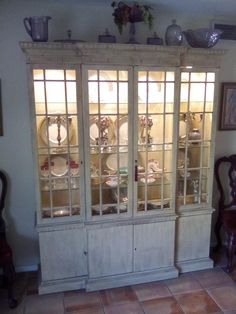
[20,41,225,68]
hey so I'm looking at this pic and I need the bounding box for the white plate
[115,116,128,145]
[89,116,99,144]
[179,120,187,139]
[106,153,128,171]
[39,116,73,147]
[51,156,68,177]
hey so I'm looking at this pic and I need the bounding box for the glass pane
[45,70,64,80]
[66,70,76,80]
[149,71,165,81]
[118,71,128,81]
[202,144,210,167]
[99,70,117,80]
[203,113,212,140]
[205,83,214,111]
[138,82,147,103]
[189,146,201,168]
[46,82,66,113]
[88,70,98,80]
[166,82,174,103]
[67,82,77,103]
[164,147,173,172]
[148,82,164,103]
[138,71,147,81]
[181,72,189,82]
[33,69,44,80]
[189,83,205,112]
[119,82,128,109]
[180,83,189,104]
[89,82,98,105]
[100,82,117,103]
[34,81,45,103]
[166,71,175,81]
[165,114,173,143]
[190,72,206,82]
[207,72,215,82]
[116,115,128,145]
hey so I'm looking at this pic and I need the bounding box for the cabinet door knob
[84,251,87,255]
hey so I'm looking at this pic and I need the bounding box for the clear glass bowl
[183,28,222,48]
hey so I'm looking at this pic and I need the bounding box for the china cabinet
[21,42,224,294]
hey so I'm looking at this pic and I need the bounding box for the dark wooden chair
[214,154,236,272]
[0,170,17,308]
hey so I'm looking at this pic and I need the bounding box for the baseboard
[39,276,86,295]
[86,266,178,291]
[176,257,214,273]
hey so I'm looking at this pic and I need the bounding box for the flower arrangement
[111,1,154,34]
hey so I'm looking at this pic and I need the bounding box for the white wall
[0,0,235,270]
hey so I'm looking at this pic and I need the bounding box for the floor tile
[141,296,184,314]
[104,301,144,314]
[174,290,222,314]
[164,274,203,295]
[100,286,138,306]
[132,281,171,301]
[24,293,64,314]
[207,285,236,311]
[64,290,101,312]
[191,267,233,288]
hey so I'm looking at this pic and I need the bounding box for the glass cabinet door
[86,68,130,217]
[33,69,82,219]
[177,71,215,206]
[135,69,175,213]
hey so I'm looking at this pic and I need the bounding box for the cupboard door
[134,221,175,271]
[135,69,175,214]
[85,68,132,218]
[39,228,87,281]
[33,69,84,219]
[88,225,133,278]
[177,71,215,207]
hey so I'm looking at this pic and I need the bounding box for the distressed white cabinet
[21,42,223,294]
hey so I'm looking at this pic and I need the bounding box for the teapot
[23,16,51,42]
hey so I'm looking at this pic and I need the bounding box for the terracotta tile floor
[1,248,236,314]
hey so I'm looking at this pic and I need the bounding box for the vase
[126,22,140,44]
[165,19,183,46]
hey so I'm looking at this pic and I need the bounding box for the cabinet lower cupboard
[21,42,224,294]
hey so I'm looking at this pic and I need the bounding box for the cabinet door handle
[134,161,138,182]
[83,251,87,255]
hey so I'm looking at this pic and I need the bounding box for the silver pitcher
[23,16,51,42]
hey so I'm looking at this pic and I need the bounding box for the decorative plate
[179,120,187,140]
[51,156,68,177]
[115,116,128,145]
[106,153,128,171]
[39,115,73,147]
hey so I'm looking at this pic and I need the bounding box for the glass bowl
[183,28,222,48]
